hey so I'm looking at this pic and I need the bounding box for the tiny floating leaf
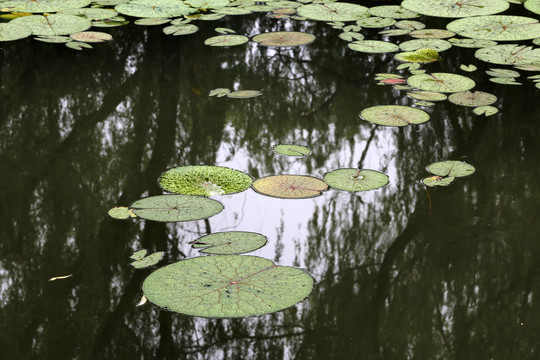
[460,64,477,72]
[131,249,148,260]
[190,231,268,254]
[324,168,389,192]
[473,106,499,116]
[422,176,455,187]
[108,206,136,219]
[227,90,262,98]
[131,251,165,269]
[209,88,231,97]
[272,144,311,157]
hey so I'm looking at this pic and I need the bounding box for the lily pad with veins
[0,0,91,13]
[252,175,328,199]
[475,44,540,65]
[142,255,314,317]
[10,14,92,36]
[272,144,311,157]
[447,16,540,41]
[296,2,370,22]
[324,169,389,192]
[427,160,476,177]
[204,34,249,46]
[448,91,497,107]
[422,176,455,187]
[401,0,509,18]
[407,73,476,93]
[348,40,399,53]
[360,105,430,126]
[129,195,224,222]
[252,31,315,47]
[190,231,268,255]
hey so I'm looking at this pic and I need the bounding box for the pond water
[1,0,540,359]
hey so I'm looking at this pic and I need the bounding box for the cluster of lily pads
[421,160,476,187]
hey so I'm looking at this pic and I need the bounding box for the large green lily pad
[447,16,540,41]
[190,231,267,254]
[59,7,118,20]
[296,2,370,22]
[475,44,540,65]
[448,91,497,107]
[0,0,91,13]
[129,195,224,222]
[407,73,476,93]
[252,31,315,47]
[348,40,399,53]
[10,14,92,36]
[0,22,32,41]
[159,165,253,196]
[142,255,314,317]
[401,0,509,18]
[525,0,540,15]
[427,160,476,177]
[252,175,328,199]
[324,168,389,192]
[115,0,194,18]
[360,105,430,126]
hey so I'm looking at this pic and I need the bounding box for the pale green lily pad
[142,255,314,317]
[35,35,72,43]
[409,29,455,39]
[485,68,520,77]
[159,165,253,196]
[209,88,231,97]
[204,34,249,46]
[514,63,540,71]
[245,4,275,11]
[338,31,364,41]
[401,0,509,18]
[163,24,198,35]
[272,144,311,157]
[70,31,112,42]
[394,48,442,63]
[190,231,267,254]
[356,17,396,28]
[252,175,328,199]
[533,38,540,46]
[343,25,361,32]
[171,18,191,25]
[489,77,522,85]
[378,29,411,36]
[360,105,430,126]
[422,175,455,187]
[397,63,421,71]
[267,0,302,8]
[460,64,477,72]
[213,7,252,14]
[410,70,426,75]
[115,0,194,18]
[96,0,128,4]
[108,206,136,219]
[427,160,475,177]
[448,38,498,48]
[198,13,226,20]
[524,0,540,15]
[185,0,230,9]
[395,20,425,30]
[131,249,148,260]
[227,90,262,98]
[130,195,224,222]
[447,16,540,41]
[135,17,171,25]
[0,0,91,13]
[252,31,316,47]
[323,168,389,192]
[0,22,32,41]
[448,91,497,106]
[415,101,435,107]
[91,19,129,27]
[399,39,452,52]
[407,90,447,101]
[131,251,164,269]
[296,2,370,22]
[375,73,403,80]
[368,5,419,19]
[348,40,399,53]
[10,14,91,36]
[59,7,118,20]
[475,44,540,65]
[215,27,235,34]
[66,41,92,50]
[407,73,476,93]
[474,105,499,116]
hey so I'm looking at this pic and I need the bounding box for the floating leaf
[10,14,91,36]
[135,17,170,25]
[142,255,314,317]
[525,0,540,15]
[397,63,421,71]
[347,40,399,53]
[360,105,430,126]
[163,24,198,36]
[0,0,91,13]
[59,7,118,20]
[514,63,540,71]
[409,29,455,39]
[447,16,540,41]
[378,29,411,36]
[475,44,540,65]
[34,35,72,43]
[204,34,249,46]
[70,31,112,42]
[415,101,435,107]
[296,2,370,22]
[115,0,194,18]
[190,231,267,254]
[375,73,404,80]
[485,68,520,77]
[108,206,136,219]
[368,5,419,19]
[489,77,522,85]
[209,88,231,97]
[131,249,148,260]
[394,48,442,63]
[407,90,447,101]
[252,175,328,199]
[129,195,224,222]
[272,144,311,157]
[0,22,32,41]
[323,168,389,192]
[399,39,452,52]
[252,31,316,47]
[66,41,92,50]
[343,24,361,32]
[473,105,499,116]
[427,160,476,177]
[448,38,497,48]
[395,20,425,30]
[407,73,476,93]
[227,90,262,98]
[185,0,230,9]
[422,176,455,187]
[356,17,396,28]
[49,274,73,282]
[338,31,364,41]
[92,19,129,27]
[448,91,497,107]
[401,0,509,18]
[215,27,235,34]
[159,165,253,196]
[131,251,165,269]
[460,64,477,72]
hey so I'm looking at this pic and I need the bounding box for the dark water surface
[1,2,540,359]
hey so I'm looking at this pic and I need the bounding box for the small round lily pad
[142,255,314,317]
[131,251,165,269]
[356,17,396,28]
[348,40,399,53]
[272,144,311,157]
[368,5,419,19]
[129,195,224,222]
[422,176,455,187]
[296,2,370,22]
[204,34,249,46]
[360,105,430,126]
[159,165,253,196]
[409,29,455,39]
[407,73,476,93]
[252,31,315,47]
[395,20,425,30]
[399,39,452,52]
[427,160,475,177]
[70,31,112,42]
[108,206,136,219]
[407,90,447,101]
[448,91,497,107]
[227,90,262,98]
[0,22,32,41]
[252,175,328,199]
[323,168,389,192]
[190,231,267,254]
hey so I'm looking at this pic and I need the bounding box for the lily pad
[514,63,540,71]
[401,0,509,18]
[190,231,267,254]
[185,0,230,9]
[360,105,430,126]
[399,39,452,52]
[213,7,252,14]
[0,0,91,13]
[131,251,165,269]
[159,165,253,196]
[204,34,249,46]
[460,64,477,72]
[296,2,370,22]
[10,14,91,36]
[475,44,540,65]
[129,195,224,222]
[485,68,520,78]
[473,106,499,116]
[347,40,399,53]
[447,38,497,48]
[142,255,314,317]
[252,175,328,199]
[34,35,72,43]
[394,48,442,63]
[415,101,435,107]
[407,90,447,101]
[422,176,455,187]
[409,29,455,39]
[135,17,171,25]
[489,77,522,85]
[70,31,112,42]
[108,206,136,219]
[163,24,198,36]
[338,32,365,41]
[227,90,262,98]
[66,41,92,50]
[407,73,476,93]
[525,0,540,15]
[0,22,32,41]
[323,168,389,192]
[131,249,148,260]
[368,5,419,19]
[115,0,194,18]
[272,144,311,157]
[395,20,425,30]
[252,31,315,47]
[356,17,396,28]
[427,160,476,177]
[448,91,497,107]
[59,7,118,20]
[447,16,540,41]
[209,88,231,97]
